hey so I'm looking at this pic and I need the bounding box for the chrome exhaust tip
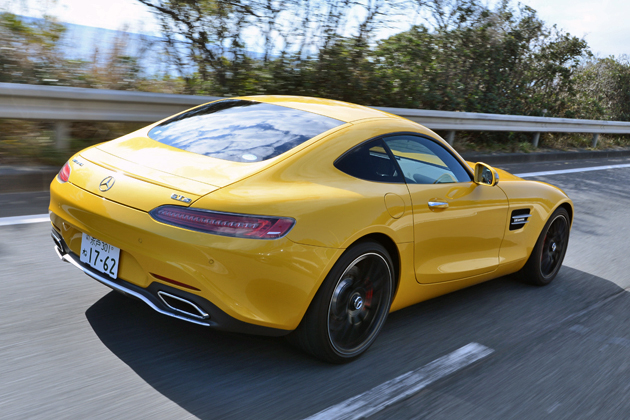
[50,228,212,327]
[51,230,67,261]
[157,291,209,320]
[51,230,62,246]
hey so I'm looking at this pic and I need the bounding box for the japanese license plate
[80,233,120,279]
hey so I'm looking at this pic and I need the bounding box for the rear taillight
[150,206,295,239]
[58,161,71,183]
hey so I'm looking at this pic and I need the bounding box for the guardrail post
[446,131,455,146]
[55,121,70,150]
[532,132,540,148]
[591,133,600,148]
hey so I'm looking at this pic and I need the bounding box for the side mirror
[474,162,499,186]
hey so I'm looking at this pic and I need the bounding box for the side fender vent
[510,209,531,230]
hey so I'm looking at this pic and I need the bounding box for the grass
[0,120,145,167]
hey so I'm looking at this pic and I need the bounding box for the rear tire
[289,241,394,363]
[519,207,570,286]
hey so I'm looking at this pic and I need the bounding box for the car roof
[236,95,405,123]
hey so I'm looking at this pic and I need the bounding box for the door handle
[428,201,449,209]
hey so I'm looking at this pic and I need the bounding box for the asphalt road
[0,191,49,217]
[2,156,630,419]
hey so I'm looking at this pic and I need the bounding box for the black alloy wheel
[519,207,571,286]
[289,241,394,363]
[540,214,569,277]
[327,252,392,357]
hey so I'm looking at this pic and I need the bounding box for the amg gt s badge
[171,193,192,203]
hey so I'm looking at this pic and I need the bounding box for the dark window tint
[335,139,402,183]
[383,135,471,184]
[148,99,343,163]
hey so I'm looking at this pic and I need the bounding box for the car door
[382,135,509,284]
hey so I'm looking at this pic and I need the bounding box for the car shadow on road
[85,266,626,420]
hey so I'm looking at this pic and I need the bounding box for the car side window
[383,135,472,184]
[335,139,403,183]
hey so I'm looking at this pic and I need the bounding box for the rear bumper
[50,178,342,331]
[52,228,288,336]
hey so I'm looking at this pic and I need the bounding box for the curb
[3,148,630,193]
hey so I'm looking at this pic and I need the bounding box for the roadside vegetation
[2,0,630,165]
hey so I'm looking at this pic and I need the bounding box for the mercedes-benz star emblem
[99,176,115,192]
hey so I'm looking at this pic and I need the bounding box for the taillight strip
[149,205,295,239]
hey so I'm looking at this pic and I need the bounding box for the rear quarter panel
[191,119,432,249]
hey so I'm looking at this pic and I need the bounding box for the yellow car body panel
[193,119,420,249]
[238,95,406,123]
[467,163,574,270]
[50,179,343,330]
[68,152,205,212]
[496,179,573,268]
[407,181,509,283]
[79,147,218,196]
[49,95,573,334]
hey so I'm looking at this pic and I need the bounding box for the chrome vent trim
[510,210,531,230]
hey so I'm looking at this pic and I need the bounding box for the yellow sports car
[50,96,573,363]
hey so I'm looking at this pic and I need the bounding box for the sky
[1,0,629,58]
[518,0,630,58]
[1,0,162,34]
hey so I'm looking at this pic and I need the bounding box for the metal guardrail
[0,82,221,122]
[382,107,630,147]
[2,82,630,149]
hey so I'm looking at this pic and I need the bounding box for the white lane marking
[515,163,630,178]
[0,213,49,226]
[304,342,493,420]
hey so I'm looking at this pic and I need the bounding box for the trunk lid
[72,146,213,212]
[95,134,276,188]
[68,134,277,212]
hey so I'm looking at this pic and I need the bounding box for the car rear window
[148,99,344,163]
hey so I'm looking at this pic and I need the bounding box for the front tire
[519,207,570,286]
[289,241,394,363]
